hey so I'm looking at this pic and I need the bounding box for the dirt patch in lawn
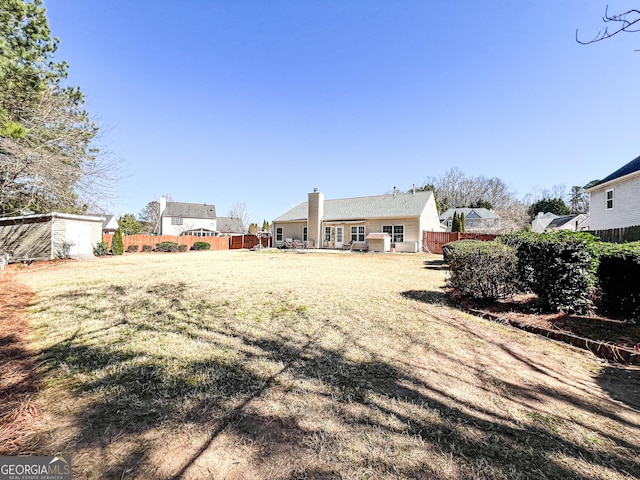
[0,267,42,455]
[460,294,640,363]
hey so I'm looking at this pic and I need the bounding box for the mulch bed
[461,294,640,365]
[0,267,42,455]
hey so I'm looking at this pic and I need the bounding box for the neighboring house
[531,212,588,233]
[101,215,119,234]
[216,216,245,235]
[583,154,640,231]
[272,188,442,252]
[159,196,218,236]
[0,212,103,260]
[439,208,501,232]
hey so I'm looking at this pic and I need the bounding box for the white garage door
[65,222,92,257]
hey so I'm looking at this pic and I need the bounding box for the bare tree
[577,6,640,46]
[228,202,250,233]
[0,88,119,214]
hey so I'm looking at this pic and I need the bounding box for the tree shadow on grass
[597,365,640,411]
[401,289,452,306]
[33,281,640,479]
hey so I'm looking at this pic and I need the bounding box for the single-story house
[0,212,103,260]
[272,188,442,252]
[439,208,501,232]
[583,154,640,231]
[101,214,119,234]
[159,196,218,236]
[531,212,588,233]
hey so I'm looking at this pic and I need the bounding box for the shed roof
[163,202,216,219]
[366,232,391,239]
[588,154,640,190]
[274,191,434,222]
[0,212,104,225]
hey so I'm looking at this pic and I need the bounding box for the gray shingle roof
[590,154,640,189]
[547,214,579,228]
[274,191,434,222]
[216,216,244,234]
[439,208,500,221]
[163,202,216,219]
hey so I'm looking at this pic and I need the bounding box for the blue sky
[45,1,640,224]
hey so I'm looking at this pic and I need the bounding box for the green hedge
[596,241,640,319]
[126,245,139,253]
[155,241,179,252]
[442,239,483,263]
[93,240,109,257]
[499,231,598,314]
[446,240,518,300]
[192,241,211,251]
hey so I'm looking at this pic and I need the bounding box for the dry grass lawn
[4,249,640,479]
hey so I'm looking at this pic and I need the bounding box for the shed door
[65,222,92,256]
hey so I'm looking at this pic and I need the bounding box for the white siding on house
[586,175,640,230]
[161,217,217,237]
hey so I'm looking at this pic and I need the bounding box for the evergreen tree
[118,213,142,235]
[451,212,460,232]
[111,228,124,255]
[0,0,115,214]
[528,197,570,220]
[460,212,466,232]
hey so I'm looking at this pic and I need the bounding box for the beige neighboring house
[583,154,640,231]
[272,189,442,252]
[0,212,103,260]
[159,196,218,236]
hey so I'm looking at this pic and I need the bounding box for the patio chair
[284,238,295,249]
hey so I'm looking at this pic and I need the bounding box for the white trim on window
[606,189,614,210]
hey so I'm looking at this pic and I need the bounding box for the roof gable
[163,202,216,219]
[274,191,434,222]
[590,154,640,189]
[439,208,500,221]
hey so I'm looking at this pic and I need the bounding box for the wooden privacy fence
[423,231,498,254]
[587,225,640,244]
[230,235,272,249]
[102,234,230,251]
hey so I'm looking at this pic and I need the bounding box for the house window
[606,189,614,210]
[351,226,365,242]
[171,217,183,225]
[303,227,308,242]
[393,225,404,243]
[276,227,283,241]
[383,225,404,242]
[325,227,331,242]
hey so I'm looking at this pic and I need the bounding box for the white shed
[366,232,391,252]
[0,213,104,260]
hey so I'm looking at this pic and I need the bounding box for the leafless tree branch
[576,6,640,45]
